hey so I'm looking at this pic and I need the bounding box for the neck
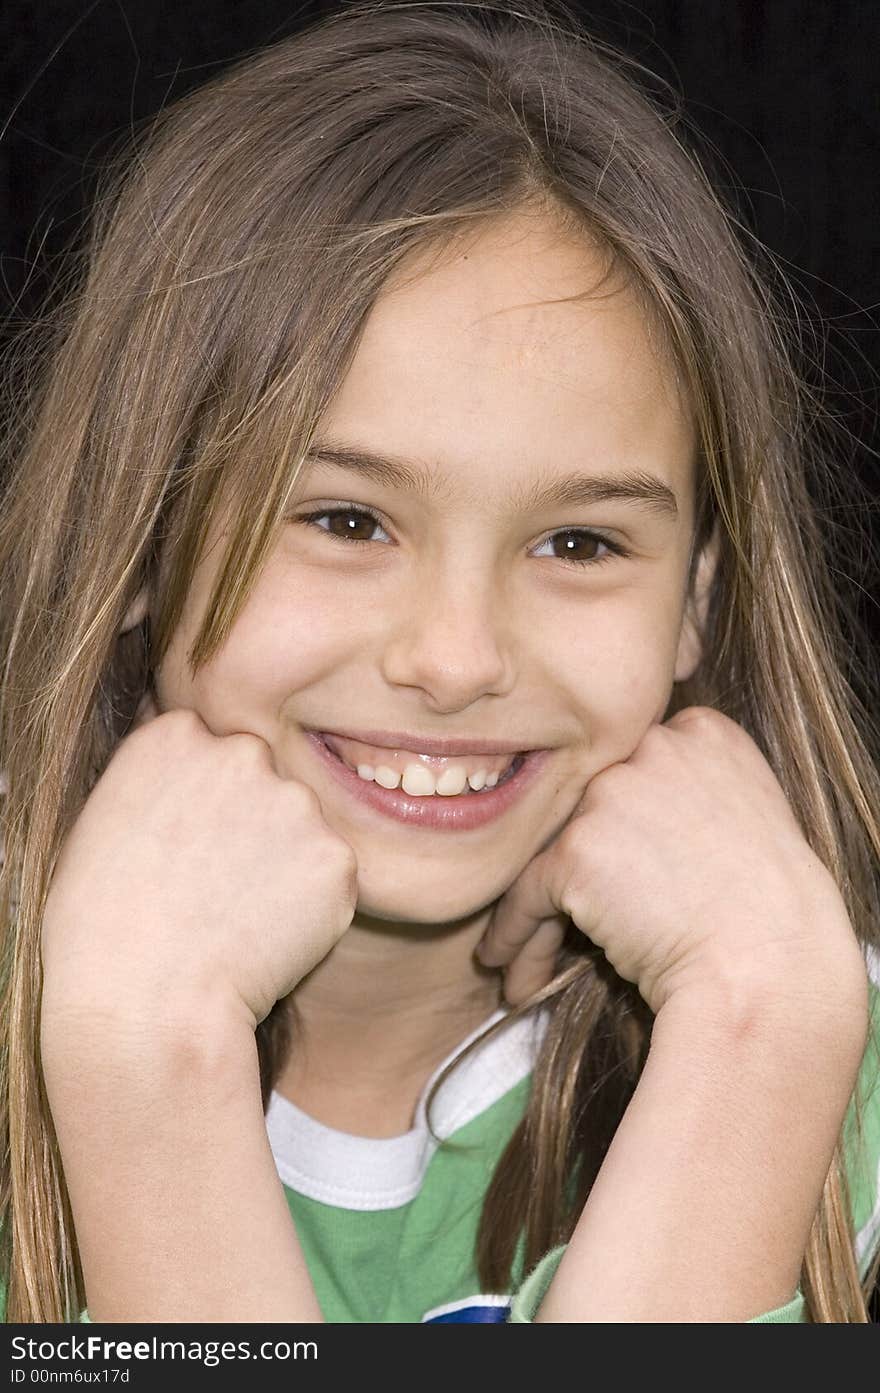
[273,906,504,1130]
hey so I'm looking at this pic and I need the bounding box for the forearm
[535,963,869,1322]
[41,998,322,1323]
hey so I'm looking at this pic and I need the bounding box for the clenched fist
[41,693,359,1035]
[478,706,864,1019]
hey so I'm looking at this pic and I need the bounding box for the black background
[1,0,878,1322]
[2,0,877,648]
[1,2,878,563]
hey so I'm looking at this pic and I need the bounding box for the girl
[1,0,879,1324]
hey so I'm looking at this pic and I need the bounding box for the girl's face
[153,211,707,925]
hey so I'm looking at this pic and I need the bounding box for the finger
[476,846,566,967]
[502,916,566,1006]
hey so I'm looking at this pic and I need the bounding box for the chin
[353,887,493,930]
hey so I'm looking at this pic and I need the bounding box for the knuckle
[288,778,323,815]
[582,759,630,803]
[668,704,724,735]
[227,730,272,763]
[559,870,591,924]
[133,706,206,751]
[671,706,755,759]
[166,707,206,733]
[328,834,357,870]
[558,816,599,874]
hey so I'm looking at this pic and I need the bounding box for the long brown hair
[2,0,878,1321]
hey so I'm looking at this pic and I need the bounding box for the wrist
[541,953,866,1323]
[41,977,255,1102]
[654,947,869,1082]
[41,984,319,1322]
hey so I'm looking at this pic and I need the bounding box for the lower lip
[305,733,552,831]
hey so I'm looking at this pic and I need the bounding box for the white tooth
[435,765,469,796]
[401,763,436,796]
[467,769,488,791]
[485,771,500,788]
[357,763,376,781]
[374,764,402,789]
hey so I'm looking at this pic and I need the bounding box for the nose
[380,561,517,711]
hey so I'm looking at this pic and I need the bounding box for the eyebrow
[304,440,679,520]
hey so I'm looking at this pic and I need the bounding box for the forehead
[314,211,696,513]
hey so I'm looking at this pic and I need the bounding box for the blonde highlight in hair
[2,0,878,1321]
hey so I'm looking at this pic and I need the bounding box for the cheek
[551,598,679,729]
[213,611,342,701]
[159,563,359,718]
[205,562,371,703]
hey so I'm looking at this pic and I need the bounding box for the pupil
[332,512,373,540]
[557,532,596,562]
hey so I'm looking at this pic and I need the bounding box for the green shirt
[265,973,880,1323]
[6,968,880,1324]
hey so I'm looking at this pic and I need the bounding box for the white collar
[265,1005,549,1210]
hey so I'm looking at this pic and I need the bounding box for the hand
[41,690,359,1033]
[477,706,862,1017]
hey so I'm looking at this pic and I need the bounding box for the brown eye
[533,528,626,568]
[323,509,378,541]
[295,508,628,570]
[552,531,602,562]
[298,507,387,545]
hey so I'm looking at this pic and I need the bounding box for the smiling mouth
[320,735,528,796]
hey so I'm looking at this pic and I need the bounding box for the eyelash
[294,504,631,569]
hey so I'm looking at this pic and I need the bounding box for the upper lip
[309,727,541,756]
